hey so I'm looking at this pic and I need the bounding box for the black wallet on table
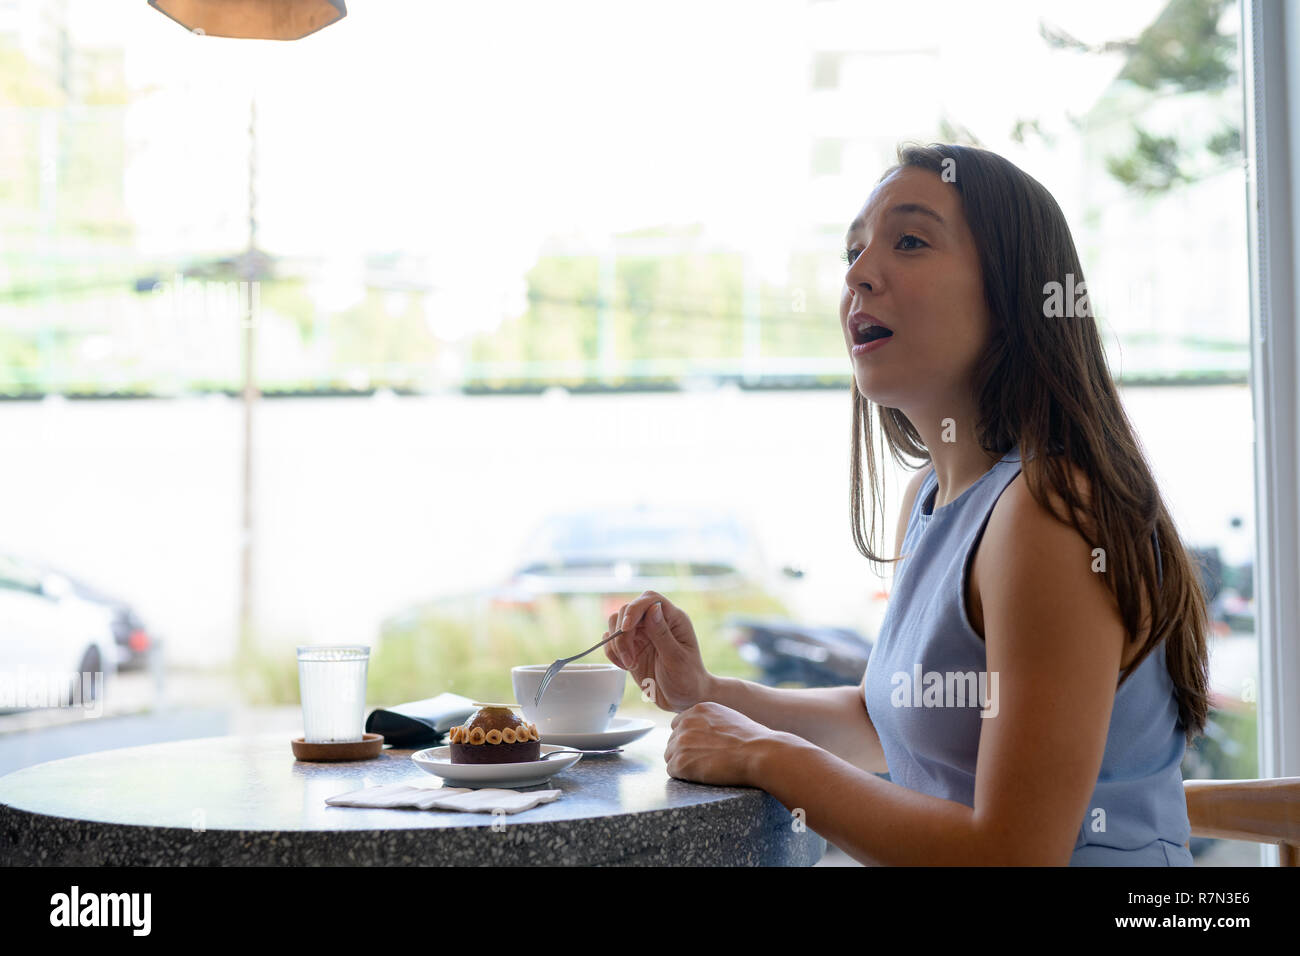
[364,692,478,748]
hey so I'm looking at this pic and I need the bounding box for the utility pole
[597,249,616,385]
[742,252,761,386]
[238,97,260,661]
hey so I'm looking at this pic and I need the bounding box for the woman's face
[840,165,992,412]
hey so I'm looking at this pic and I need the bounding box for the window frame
[1242,0,1300,866]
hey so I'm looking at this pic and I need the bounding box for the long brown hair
[850,142,1211,743]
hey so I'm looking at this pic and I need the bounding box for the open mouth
[852,325,894,345]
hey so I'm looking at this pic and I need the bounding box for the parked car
[10,554,158,672]
[0,552,118,707]
[47,571,157,672]
[378,504,803,702]
[488,503,805,614]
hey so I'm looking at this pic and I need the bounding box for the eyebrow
[844,203,947,244]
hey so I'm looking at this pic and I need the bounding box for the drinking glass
[297,645,370,743]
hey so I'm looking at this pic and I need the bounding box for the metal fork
[533,629,623,707]
[538,747,624,759]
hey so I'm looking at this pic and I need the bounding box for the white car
[0,553,118,710]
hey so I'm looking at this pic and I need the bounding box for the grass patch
[239,587,790,709]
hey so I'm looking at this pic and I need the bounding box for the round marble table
[0,726,826,865]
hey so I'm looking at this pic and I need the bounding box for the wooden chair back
[1184,777,1300,865]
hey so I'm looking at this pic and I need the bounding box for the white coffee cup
[512,663,626,734]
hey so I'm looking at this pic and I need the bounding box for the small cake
[449,705,542,764]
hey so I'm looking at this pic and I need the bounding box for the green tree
[1034,0,1241,194]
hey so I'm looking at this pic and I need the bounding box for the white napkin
[325,783,561,813]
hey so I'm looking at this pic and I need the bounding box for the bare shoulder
[976,458,1146,665]
[981,459,1096,568]
[1008,458,1094,525]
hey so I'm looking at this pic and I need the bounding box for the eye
[896,233,927,251]
[841,248,860,265]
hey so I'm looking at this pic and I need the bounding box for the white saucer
[412,744,581,789]
[537,716,656,750]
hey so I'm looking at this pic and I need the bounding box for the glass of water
[297,645,370,743]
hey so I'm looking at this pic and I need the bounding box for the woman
[603,142,1212,866]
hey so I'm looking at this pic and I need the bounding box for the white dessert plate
[411,744,581,788]
[537,716,656,751]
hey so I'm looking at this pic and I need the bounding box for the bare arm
[702,463,932,775]
[704,677,884,773]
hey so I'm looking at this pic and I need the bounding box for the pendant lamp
[148,0,346,40]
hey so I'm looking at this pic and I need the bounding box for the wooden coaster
[292,732,384,761]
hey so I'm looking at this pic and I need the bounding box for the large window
[0,0,1270,864]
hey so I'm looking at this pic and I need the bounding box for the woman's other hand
[665,701,791,787]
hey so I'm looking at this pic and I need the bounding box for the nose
[845,245,880,297]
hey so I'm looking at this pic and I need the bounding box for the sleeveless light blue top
[862,445,1193,866]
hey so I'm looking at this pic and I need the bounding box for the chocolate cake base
[450,738,541,765]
